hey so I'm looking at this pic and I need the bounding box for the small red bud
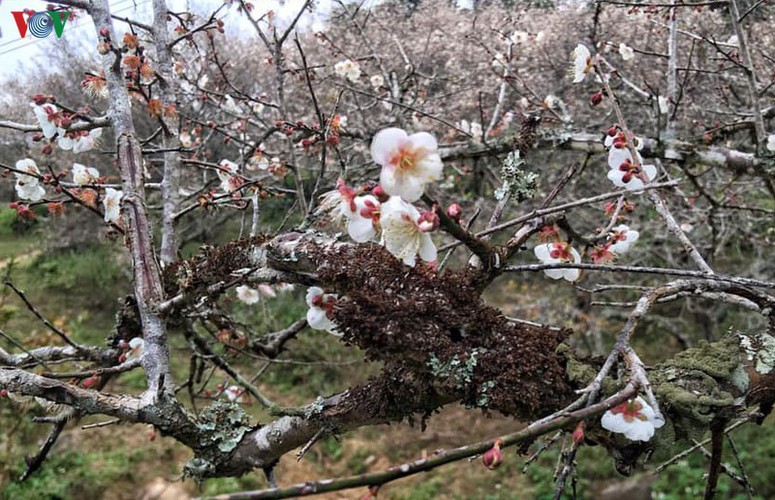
[371,185,389,203]
[590,91,603,106]
[99,27,110,39]
[446,203,462,223]
[295,120,305,127]
[0,389,8,398]
[326,134,340,146]
[81,374,100,389]
[32,93,50,105]
[417,209,440,232]
[41,144,53,155]
[607,125,618,137]
[482,439,504,470]
[32,133,44,142]
[572,422,585,445]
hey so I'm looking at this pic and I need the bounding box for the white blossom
[766,134,775,152]
[72,163,100,185]
[618,43,635,61]
[217,159,241,193]
[348,195,381,242]
[305,287,338,333]
[533,242,581,282]
[58,128,102,153]
[370,128,443,202]
[32,104,58,138]
[14,159,46,201]
[334,59,361,83]
[607,147,657,192]
[126,337,144,360]
[379,197,437,267]
[103,187,123,224]
[608,224,639,254]
[370,74,384,89]
[601,396,664,442]
[570,44,593,83]
[510,30,529,45]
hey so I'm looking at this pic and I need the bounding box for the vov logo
[12,10,71,39]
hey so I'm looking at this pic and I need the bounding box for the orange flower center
[390,144,423,172]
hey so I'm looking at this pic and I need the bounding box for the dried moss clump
[315,242,575,420]
[162,235,269,299]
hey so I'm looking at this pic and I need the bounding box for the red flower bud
[590,91,603,106]
[42,144,53,155]
[326,134,341,146]
[417,209,440,232]
[371,185,390,203]
[81,374,100,389]
[99,27,110,39]
[572,421,586,445]
[482,439,504,470]
[0,389,8,398]
[607,125,618,137]
[446,203,462,223]
[32,94,50,105]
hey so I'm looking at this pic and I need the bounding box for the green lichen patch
[739,331,775,375]
[650,335,743,441]
[185,401,254,481]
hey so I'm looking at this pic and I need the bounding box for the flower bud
[446,203,462,223]
[0,389,8,398]
[99,27,110,39]
[32,94,50,105]
[590,91,603,106]
[572,421,585,445]
[417,209,440,232]
[81,374,100,389]
[371,185,390,203]
[97,41,111,55]
[482,439,504,470]
[41,144,53,155]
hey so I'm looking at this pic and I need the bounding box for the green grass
[1,448,146,500]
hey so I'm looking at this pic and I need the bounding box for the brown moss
[161,235,269,299]
[315,242,575,420]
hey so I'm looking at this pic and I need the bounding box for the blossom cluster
[305,127,446,333]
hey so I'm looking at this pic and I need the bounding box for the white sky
[0,0,381,81]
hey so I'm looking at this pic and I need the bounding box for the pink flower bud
[81,374,100,389]
[32,94,50,105]
[371,185,390,203]
[572,421,585,445]
[99,27,110,39]
[590,91,603,106]
[446,203,462,223]
[417,209,440,232]
[482,439,503,470]
[0,389,8,398]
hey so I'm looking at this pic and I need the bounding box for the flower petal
[370,128,408,167]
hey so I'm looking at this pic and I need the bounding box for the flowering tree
[1,0,775,497]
